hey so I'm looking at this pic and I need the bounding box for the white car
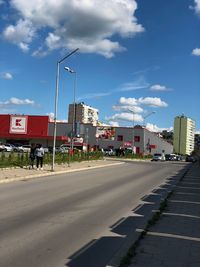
[3,144,15,152]
[59,144,70,153]
[152,153,165,161]
[0,143,5,151]
[17,145,31,153]
[101,148,115,156]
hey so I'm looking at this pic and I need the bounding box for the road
[0,161,187,267]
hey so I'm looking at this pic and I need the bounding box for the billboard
[9,115,28,134]
[96,126,115,140]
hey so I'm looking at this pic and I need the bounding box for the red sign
[9,116,28,134]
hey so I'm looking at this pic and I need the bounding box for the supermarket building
[0,114,173,155]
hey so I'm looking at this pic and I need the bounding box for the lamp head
[64,66,75,73]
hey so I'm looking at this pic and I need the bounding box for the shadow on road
[66,165,191,267]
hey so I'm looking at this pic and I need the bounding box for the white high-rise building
[68,102,99,126]
[174,115,195,155]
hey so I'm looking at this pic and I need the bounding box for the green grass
[0,151,103,169]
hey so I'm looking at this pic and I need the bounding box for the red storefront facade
[0,114,49,143]
[0,114,67,146]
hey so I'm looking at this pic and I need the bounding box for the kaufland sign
[9,116,28,134]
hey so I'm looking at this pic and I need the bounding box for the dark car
[186,155,196,163]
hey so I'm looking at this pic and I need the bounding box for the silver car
[152,153,163,161]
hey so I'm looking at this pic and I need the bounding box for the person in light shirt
[35,144,45,170]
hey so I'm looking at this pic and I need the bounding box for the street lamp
[64,66,76,152]
[143,111,156,128]
[143,111,156,154]
[52,48,79,172]
[128,108,136,153]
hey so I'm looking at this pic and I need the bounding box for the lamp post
[128,108,136,153]
[143,111,156,128]
[52,48,79,172]
[64,66,76,153]
[143,111,156,154]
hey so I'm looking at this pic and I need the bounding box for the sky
[0,0,199,133]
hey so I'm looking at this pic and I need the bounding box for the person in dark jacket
[29,143,36,169]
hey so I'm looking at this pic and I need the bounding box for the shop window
[134,136,140,142]
[117,135,123,141]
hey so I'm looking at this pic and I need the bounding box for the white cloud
[0,0,5,5]
[146,123,173,133]
[0,97,35,107]
[119,96,138,106]
[9,97,34,105]
[192,48,200,56]
[19,42,29,52]
[108,121,119,127]
[3,19,35,52]
[150,84,169,91]
[138,97,168,107]
[112,105,143,113]
[193,0,200,14]
[77,92,111,101]
[119,96,168,108]
[46,112,54,121]
[118,77,149,91]
[106,112,143,123]
[3,0,144,57]
[1,72,13,80]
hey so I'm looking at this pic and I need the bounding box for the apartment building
[68,102,99,126]
[173,115,195,155]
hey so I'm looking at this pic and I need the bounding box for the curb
[0,162,124,184]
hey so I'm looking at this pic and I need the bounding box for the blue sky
[0,0,200,132]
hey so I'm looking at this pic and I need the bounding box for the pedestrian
[29,143,36,169]
[35,144,45,170]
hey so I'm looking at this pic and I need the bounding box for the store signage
[9,115,28,134]
[96,126,115,140]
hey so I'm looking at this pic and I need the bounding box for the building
[0,114,173,155]
[194,133,200,151]
[68,102,99,126]
[0,114,68,147]
[173,115,195,155]
[95,125,173,155]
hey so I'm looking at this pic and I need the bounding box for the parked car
[101,148,115,156]
[17,145,31,153]
[152,153,165,161]
[48,147,60,153]
[59,144,70,153]
[3,144,15,152]
[43,147,49,153]
[185,155,196,163]
[0,143,5,151]
[165,154,182,161]
[175,155,182,161]
[165,154,176,161]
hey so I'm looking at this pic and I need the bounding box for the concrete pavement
[1,159,198,267]
[127,162,200,267]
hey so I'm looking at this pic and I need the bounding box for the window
[134,136,140,142]
[117,135,123,141]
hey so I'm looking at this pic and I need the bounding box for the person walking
[29,143,36,169]
[35,144,45,170]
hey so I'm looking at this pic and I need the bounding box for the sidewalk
[127,163,200,267]
[0,159,124,184]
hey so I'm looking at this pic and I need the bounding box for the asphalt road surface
[0,161,187,267]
